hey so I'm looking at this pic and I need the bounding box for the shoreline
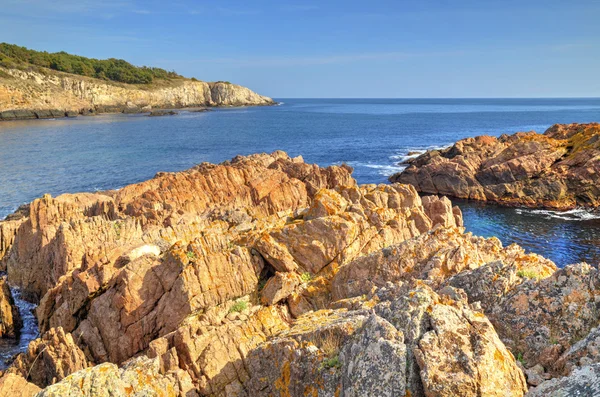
[0,102,278,122]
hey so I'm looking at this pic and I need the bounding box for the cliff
[0,66,274,120]
[0,151,597,396]
[391,123,600,210]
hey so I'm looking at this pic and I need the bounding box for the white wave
[391,153,422,163]
[347,162,406,176]
[389,144,452,162]
[515,208,600,221]
[1,286,40,364]
[427,144,453,151]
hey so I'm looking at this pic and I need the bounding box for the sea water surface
[1,98,600,271]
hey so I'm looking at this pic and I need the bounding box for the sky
[1,0,599,98]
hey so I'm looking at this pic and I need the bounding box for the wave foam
[389,144,452,162]
[515,208,600,221]
[347,162,406,176]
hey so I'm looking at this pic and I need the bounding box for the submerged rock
[148,110,178,117]
[392,123,600,210]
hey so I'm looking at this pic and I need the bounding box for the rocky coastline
[0,151,597,396]
[0,66,274,121]
[391,123,600,210]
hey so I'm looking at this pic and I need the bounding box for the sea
[1,98,599,270]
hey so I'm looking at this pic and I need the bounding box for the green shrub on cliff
[0,42,184,84]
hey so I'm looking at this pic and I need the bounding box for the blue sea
[1,98,600,267]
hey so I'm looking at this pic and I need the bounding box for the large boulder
[241,310,407,397]
[35,356,197,397]
[414,287,527,397]
[375,284,527,397]
[487,263,600,374]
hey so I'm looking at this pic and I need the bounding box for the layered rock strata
[0,66,274,120]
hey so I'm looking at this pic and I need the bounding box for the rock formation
[0,151,599,396]
[0,66,274,120]
[5,327,88,388]
[391,123,600,210]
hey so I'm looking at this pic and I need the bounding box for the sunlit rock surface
[0,151,597,396]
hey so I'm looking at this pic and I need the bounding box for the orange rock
[0,373,40,397]
[392,123,600,210]
[260,272,302,305]
[6,327,88,388]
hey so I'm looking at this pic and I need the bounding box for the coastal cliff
[391,123,600,210]
[0,66,274,120]
[0,151,598,396]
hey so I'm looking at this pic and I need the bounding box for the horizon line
[272,96,600,100]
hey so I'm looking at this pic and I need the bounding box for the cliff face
[0,66,273,119]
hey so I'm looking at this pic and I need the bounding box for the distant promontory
[0,43,274,120]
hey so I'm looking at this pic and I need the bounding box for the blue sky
[1,0,599,98]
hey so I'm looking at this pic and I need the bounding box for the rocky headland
[391,123,600,210]
[0,150,598,395]
[0,67,273,120]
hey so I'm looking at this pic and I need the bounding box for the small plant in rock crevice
[320,355,341,370]
[229,300,247,313]
[516,352,525,365]
[113,221,123,240]
[186,250,197,261]
[300,272,313,283]
[316,331,343,371]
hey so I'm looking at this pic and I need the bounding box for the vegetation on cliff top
[0,43,184,84]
